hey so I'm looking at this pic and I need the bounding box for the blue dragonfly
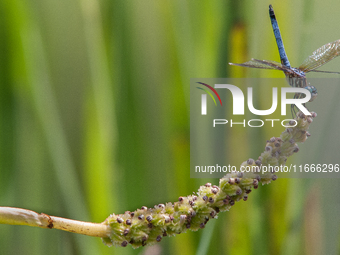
[229,5,340,116]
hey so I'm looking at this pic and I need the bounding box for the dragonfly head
[305,85,318,102]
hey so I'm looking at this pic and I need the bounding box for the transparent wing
[299,39,340,72]
[307,69,340,74]
[251,59,293,73]
[229,58,289,72]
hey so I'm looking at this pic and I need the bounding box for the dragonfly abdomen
[269,5,291,68]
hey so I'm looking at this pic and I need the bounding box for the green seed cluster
[257,111,315,167]
[102,112,316,248]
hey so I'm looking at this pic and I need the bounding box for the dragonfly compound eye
[304,86,317,101]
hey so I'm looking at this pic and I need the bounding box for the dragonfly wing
[308,69,340,74]
[229,59,278,70]
[299,39,340,72]
[229,58,288,71]
[252,59,293,73]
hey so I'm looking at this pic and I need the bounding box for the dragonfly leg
[291,93,300,118]
[291,92,312,118]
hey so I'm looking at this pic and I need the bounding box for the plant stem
[0,111,317,248]
[0,207,110,238]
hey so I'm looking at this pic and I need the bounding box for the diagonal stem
[0,207,110,238]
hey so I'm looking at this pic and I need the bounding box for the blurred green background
[1,0,340,254]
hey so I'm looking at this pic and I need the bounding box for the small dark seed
[200,223,205,229]
[205,183,212,187]
[230,200,235,206]
[123,229,129,236]
[203,195,208,201]
[126,219,131,225]
[117,217,123,223]
[163,231,168,237]
[121,241,128,247]
[223,198,229,204]
[138,215,144,220]
[298,112,305,119]
[236,188,242,195]
[156,235,162,242]
[243,195,248,201]
[178,196,184,202]
[272,175,278,181]
[146,216,152,222]
[141,206,147,210]
[208,197,214,203]
[147,223,153,228]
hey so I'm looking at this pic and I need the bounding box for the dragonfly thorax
[289,67,306,78]
[284,68,307,88]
